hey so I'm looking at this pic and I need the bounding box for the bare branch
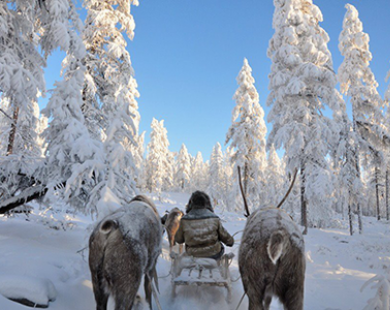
[0,108,14,122]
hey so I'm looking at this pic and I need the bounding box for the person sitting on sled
[174,191,234,260]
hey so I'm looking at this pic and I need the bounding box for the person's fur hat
[186,191,214,213]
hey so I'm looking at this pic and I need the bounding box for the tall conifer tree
[267,0,342,232]
[338,4,385,228]
[226,58,267,211]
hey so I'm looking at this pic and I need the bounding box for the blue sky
[42,0,390,160]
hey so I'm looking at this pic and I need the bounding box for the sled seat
[170,252,235,303]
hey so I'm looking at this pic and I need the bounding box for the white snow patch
[0,275,57,306]
[96,186,122,221]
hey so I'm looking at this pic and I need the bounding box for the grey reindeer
[161,207,184,253]
[88,195,163,310]
[238,168,306,310]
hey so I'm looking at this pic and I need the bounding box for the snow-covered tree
[190,152,208,192]
[222,146,236,211]
[267,0,342,233]
[41,5,106,213]
[385,59,390,221]
[385,108,390,221]
[0,0,98,208]
[81,0,142,214]
[226,58,267,211]
[0,97,46,202]
[208,142,225,205]
[338,3,386,228]
[37,112,48,157]
[0,1,46,157]
[265,144,283,207]
[175,144,191,191]
[126,131,145,188]
[332,114,363,235]
[145,119,173,197]
[82,0,140,140]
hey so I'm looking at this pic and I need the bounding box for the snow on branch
[0,179,66,214]
[356,120,390,149]
[0,185,47,214]
[361,272,390,310]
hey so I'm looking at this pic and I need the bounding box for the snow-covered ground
[0,192,389,310]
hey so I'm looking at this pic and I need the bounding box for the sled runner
[170,252,235,304]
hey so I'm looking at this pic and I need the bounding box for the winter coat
[175,207,234,257]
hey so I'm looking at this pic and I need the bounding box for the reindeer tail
[267,230,287,264]
[99,219,119,234]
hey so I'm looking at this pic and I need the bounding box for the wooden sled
[170,251,235,304]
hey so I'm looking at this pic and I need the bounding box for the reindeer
[161,207,184,253]
[88,195,163,310]
[238,168,306,310]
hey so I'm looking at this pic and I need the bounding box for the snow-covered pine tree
[82,0,140,140]
[386,108,390,221]
[208,142,225,205]
[82,0,142,215]
[191,152,208,192]
[145,119,173,198]
[126,131,145,189]
[226,58,267,211]
[222,146,236,211]
[0,97,11,155]
[385,53,390,221]
[41,2,106,213]
[0,97,45,203]
[0,0,93,209]
[338,3,386,227]
[0,1,45,157]
[165,150,176,192]
[267,0,342,233]
[333,113,363,235]
[175,144,191,192]
[37,111,48,157]
[265,144,283,207]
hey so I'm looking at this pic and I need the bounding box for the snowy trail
[0,193,389,309]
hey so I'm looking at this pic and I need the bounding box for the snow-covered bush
[361,272,390,310]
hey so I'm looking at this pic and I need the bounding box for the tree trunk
[386,168,389,221]
[375,165,380,220]
[352,112,363,234]
[348,193,354,236]
[6,106,19,155]
[345,144,353,235]
[300,162,308,235]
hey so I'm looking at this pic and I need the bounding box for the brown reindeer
[161,207,184,253]
[238,168,306,310]
[88,195,162,310]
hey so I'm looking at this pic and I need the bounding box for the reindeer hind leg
[280,287,304,310]
[91,267,109,310]
[144,273,153,310]
[245,284,265,310]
